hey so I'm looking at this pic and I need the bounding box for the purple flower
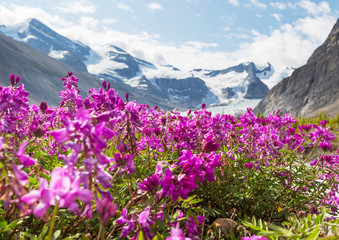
[186,215,204,240]
[166,223,190,240]
[117,208,136,237]
[50,167,71,198]
[12,164,28,184]
[109,153,135,175]
[39,101,48,113]
[138,206,154,239]
[0,137,3,151]
[22,167,92,218]
[319,141,332,151]
[138,174,160,194]
[310,158,318,166]
[101,80,107,90]
[50,167,92,214]
[96,198,117,223]
[16,141,36,167]
[9,74,21,86]
[160,168,197,202]
[244,161,254,169]
[21,178,54,218]
[203,140,219,153]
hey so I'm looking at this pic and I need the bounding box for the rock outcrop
[255,19,339,117]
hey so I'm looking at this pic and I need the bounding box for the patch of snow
[22,34,37,42]
[0,21,29,41]
[87,57,128,75]
[206,99,261,116]
[143,65,192,80]
[261,66,294,89]
[48,49,68,59]
[198,70,249,104]
[124,72,144,87]
[201,89,220,106]
[95,44,126,56]
[84,49,101,65]
[256,64,274,80]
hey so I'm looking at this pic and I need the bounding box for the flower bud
[15,75,21,85]
[39,101,47,113]
[9,74,16,86]
[102,80,107,90]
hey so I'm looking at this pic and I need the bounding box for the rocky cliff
[255,19,339,117]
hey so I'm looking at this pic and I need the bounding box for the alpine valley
[0,18,273,113]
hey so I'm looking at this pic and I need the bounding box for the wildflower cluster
[0,73,338,239]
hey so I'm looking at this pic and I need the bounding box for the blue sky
[0,0,338,86]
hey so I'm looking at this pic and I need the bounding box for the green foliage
[295,113,339,131]
[243,208,339,239]
[194,142,334,223]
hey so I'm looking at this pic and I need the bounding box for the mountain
[255,19,339,117]
[89,42,271,109]
[1,18,272,112]
[0,33,176,110]
[0,33,100,105]
[192,62,270,102]
[0,18,100,72]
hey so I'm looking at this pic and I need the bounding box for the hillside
[255,19,339,117]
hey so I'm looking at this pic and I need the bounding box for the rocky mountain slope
[255,19,339,117]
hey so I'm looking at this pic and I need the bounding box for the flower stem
[98,221,105,240]
[47,202,58,240]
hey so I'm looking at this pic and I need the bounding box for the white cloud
[231,15,336,87]
[219,14,235,24]
[246,0,267,9]
[147,3,163,11]
[255,14,263,18]
[293,16,334,42]
[80,16,99,29]
[226,33,251,39]
[224,27,230,31]
[287,2,297,8]
[54,0,96,14]
[102,18,118,24]
[297,0,330,16]
[272,13,282,22]
[270,2,287,10]
[0,4,69,27]
[117,3,132,11]
[184,41,218,49]
[228,0,239,6]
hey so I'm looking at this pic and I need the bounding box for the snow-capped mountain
[0,18,273,113]
[191,62,271,114]
[0,18,100,72]
[192,62,271,103]
[84,44,213,108]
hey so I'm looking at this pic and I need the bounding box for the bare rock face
[255,19,339,117]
